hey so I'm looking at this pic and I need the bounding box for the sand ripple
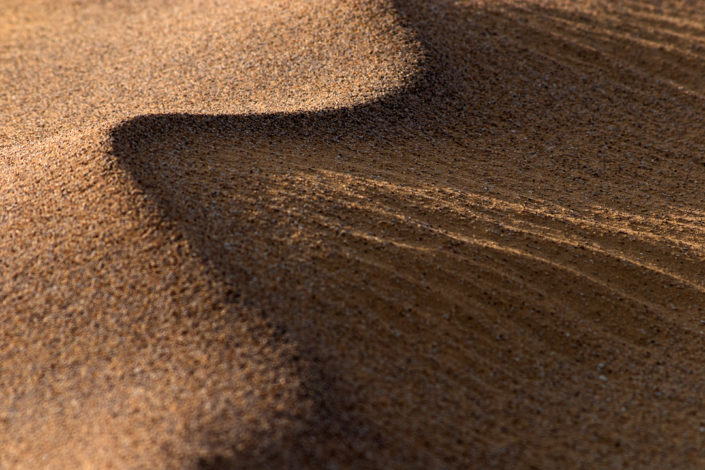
[4,0,705,468]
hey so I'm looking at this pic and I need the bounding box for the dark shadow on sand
[110,1,467,467]
[109,0,705,467]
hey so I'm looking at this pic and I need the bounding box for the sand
[3,0,705,467]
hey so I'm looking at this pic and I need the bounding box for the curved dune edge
[5,0,705,468]
[0,0,425,467]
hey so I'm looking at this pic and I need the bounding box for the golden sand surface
[3,0,705,467]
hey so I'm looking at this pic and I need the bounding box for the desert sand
[3,0,705,467]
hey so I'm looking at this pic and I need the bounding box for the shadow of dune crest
[109,0,466,467]
[109,0,705,468]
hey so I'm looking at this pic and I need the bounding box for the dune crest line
[5,0,705,468]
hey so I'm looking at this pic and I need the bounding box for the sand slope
[4,0,705,468]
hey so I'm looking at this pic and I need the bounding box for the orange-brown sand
[3,0,705,467]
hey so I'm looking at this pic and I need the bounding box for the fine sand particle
[4,0,705,468]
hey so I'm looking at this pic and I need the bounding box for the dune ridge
[4,0,705,468]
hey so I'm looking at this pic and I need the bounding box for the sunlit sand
[3,0,705,467]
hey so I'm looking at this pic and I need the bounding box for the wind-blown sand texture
[3,0,705,467]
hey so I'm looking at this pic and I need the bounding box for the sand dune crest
[4,0,705,468]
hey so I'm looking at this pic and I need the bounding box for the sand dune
[4,0,705,468]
